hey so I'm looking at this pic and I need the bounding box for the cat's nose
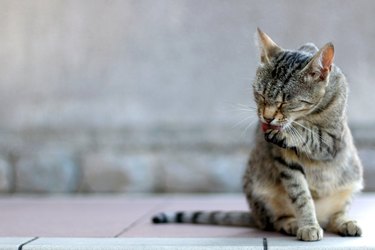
[263,106,277,124]
[264,117,274,124]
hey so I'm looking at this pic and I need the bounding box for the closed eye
[276,102,287,108]
[299,100,314,105]
[290,107,311,112]
[255,93,265,102]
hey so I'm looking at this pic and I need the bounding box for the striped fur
[152,211,256,227]
[151,29,363,242]
[244,29,363,241]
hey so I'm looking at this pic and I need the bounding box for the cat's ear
[304,43,334,81]
[256,28,282,64]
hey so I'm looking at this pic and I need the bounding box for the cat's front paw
[297,224,323,241]
[337,220,362,237]
[264,129,287,148]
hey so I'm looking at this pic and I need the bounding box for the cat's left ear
[303,43,334,82]
[256,28,282,64]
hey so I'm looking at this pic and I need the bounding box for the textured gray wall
[0,0,374,193]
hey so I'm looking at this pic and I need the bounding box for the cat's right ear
[256,28,282,64]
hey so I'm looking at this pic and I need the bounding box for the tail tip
[152,216,161,223]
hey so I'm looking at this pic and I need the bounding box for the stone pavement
[0,194,374,249]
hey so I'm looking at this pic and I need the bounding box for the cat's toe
[338,221,362,237]
[280,219,298,236]
[264,130,287,148]
[297,224,323,241]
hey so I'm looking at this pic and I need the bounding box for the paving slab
[0,237,36,250]
[22,238,263,250]
[266,237,375,250]
[0,195,165,237]
[0,194,374,249]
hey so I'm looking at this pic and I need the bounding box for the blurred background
[0,0,374,194]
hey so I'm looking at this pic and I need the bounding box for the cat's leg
[244,178,298,236]
[315,187,362,237]
[275,156,323,241]
[247,192,299,236]
[270,193,298,236]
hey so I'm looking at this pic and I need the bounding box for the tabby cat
[152,28,363,241]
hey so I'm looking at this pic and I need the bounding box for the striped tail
[152,211,256,227]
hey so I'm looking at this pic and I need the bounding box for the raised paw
[297,224,323,241]
[264,129,287,148]
[338,220,362,237]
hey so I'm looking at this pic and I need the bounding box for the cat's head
[253,28,334,132]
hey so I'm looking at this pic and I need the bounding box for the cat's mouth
[261,122,282,132]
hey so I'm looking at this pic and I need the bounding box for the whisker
[235,103,257,110]
[227,102,259,135]
[292,126,306,148]
[288,124,312,161]
[241,119,258,136]
[287,126,301,147]
[219,102,257,115]
[292,120,330,146]
[232,115,255,128]
[236,108,257,113]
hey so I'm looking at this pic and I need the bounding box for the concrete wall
[0,0,374,193]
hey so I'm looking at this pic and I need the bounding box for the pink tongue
[261,123,280,132]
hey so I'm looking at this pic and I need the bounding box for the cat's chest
[304,167,337,198]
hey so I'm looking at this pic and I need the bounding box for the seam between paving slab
[263,238,267,250]
[114,198,169,237]
[18,237,38,250]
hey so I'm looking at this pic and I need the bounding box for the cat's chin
[261,122,282,133]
